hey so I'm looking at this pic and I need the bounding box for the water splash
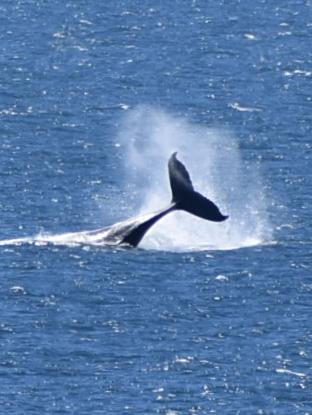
[116,106,272,251]
[0,107,272,252]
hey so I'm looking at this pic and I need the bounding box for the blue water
[1,1,311,414]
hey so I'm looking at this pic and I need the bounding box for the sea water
[0,1,311,414]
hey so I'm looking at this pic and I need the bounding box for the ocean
[0,1,311,413]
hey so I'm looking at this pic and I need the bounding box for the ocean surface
[1,1,311,414]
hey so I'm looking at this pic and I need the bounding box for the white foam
[276,368,307,378]
[0,229,113,248]
[229,102,262,112]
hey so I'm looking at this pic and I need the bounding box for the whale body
[0,153,228,248]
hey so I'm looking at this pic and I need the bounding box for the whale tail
[118,153,228,246]
[168,152,228,222]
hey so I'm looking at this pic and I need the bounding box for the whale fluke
[168,152,228,222]
[111,152,228,246]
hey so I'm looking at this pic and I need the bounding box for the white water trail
[116,106,272,251]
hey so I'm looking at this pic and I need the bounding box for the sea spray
[0,107,272,251]
[116,106,272,251]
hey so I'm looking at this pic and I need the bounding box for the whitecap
[229,102,262,112]
[276,368,307,378]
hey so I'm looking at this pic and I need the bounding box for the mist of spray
[116,106,272,251]
[0,106,272,250]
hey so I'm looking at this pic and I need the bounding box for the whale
[0,153,228,248]
[82,152,228,247]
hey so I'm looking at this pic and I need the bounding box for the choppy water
[1,1,311,414]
